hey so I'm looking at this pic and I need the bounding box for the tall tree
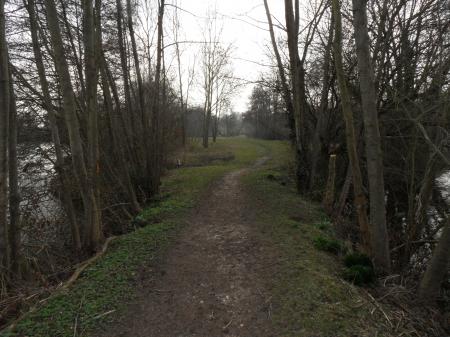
[0,0,10,279]
[331,0,371,252]
[418,216,450,303]
[150,0,165,193]
[309,20,334,190]
[44,0,101,251]
[284,0,310,190]
[25,0,81,252]
[263,0,295,139]
[8,67,20,275]
[352,0,391,272]
[83,0,103,250]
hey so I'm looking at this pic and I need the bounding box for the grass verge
[3,137,267,337]
[241,141,391,337]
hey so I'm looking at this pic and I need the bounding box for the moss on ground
[3,137,267,337]
[241,140,391,337]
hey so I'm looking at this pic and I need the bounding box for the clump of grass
[313,235,343,254]
[342,252,375,286]
[314,219,331,231]
[285,218,302,229]
[344,252,373,268]
[342,265,375,286]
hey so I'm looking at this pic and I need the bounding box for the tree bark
[323,154,337,214]
[309,20,333,190]
[263,0,295,139]
[125,0,147,169]
[8,67,20,276]
[115,0,136,162]
[418,216,450,303]
[284,0,310,191]
[83,0,103,250]
[0,0,10,278]
[352,0,391,273]
[44,0,99,252]
[332,0,371,252]
[99,53,141,213]
[25,0,81,252]
[151,0,165,193]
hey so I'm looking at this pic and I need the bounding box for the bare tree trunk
[83,0,103,250]
[59,0,86,104]
[333,165,352,222]
[212,82,219,142]
[44,0,99,252]
[418,216,450,303]
[202,58,212,148]
[8,68,20,276]
[126,0,144,121]
[202,99,212,148]
[352,0,390,273]
[151,0,165,193]
[284,0,302,142]
[284,0,310,191]
[116,0,135,160]
[175,37,185,146]
[25,0,81,252]
[309,21,333,190]
[263,0,295,139]
[332,0,371,251]
[323,154,336,214]
[125,0,147,170]
[0,0,10,279]
[99,54,141,213]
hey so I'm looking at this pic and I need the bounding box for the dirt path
[99,162,276,337]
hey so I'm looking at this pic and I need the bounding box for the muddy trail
[99,159,276,337]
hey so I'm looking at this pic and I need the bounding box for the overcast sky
[172,0,287,113]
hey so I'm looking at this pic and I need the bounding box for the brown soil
[98,163,276,337]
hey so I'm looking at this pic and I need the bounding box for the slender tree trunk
[323,154,336,214]
[151,0,165,193]
[0,0,10,279]
[116,0,135,161]
[333,164,352,222]
[175,39,186,146]
[263,0,295,139]
[332,0,371,251]
[202,103,212,148]
[8,68,20,276]
[99,54,141,213]
[284,0,310,191]
[418,216,450,303]
[125,0,147,170]
[44,0,98,252]
[212,82,219,142]
[309,21,333,190]
[59,0,86,103]
[126,0,144,120]
[83,0,103,250]
[202,63,212,148]
[25,0,81,252]
[352,0,390,273]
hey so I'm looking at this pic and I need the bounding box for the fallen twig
[63,237,116,290]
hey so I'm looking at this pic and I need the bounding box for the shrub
[342,265,375,286]
[313,236,342,254]
[344,252,373,269]
[314,220,330,231]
